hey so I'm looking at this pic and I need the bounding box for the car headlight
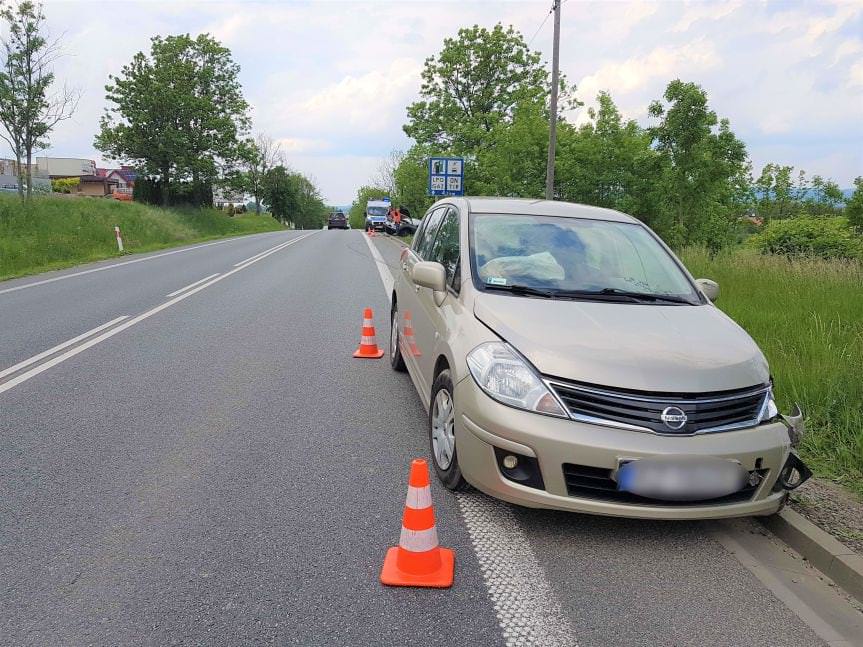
[758,388,780,423]
[467,342,567,417]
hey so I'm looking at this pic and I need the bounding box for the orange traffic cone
[380,459,454,588]
[353,307,385,359]
[403,311,421,357]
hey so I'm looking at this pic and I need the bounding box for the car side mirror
[695,278,720,302]
[413,261,447,295]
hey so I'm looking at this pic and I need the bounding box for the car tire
[390,303,406,372]
[429,369,470,491]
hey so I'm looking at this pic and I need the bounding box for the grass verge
[680,247,863,494]
[0,194,283,281]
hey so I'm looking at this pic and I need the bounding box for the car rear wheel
[390,304,406,372]
[429,370,469,491]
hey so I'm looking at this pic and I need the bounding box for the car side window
[415,207,446,259]
[411,209,435,255]
[427,207,460,288]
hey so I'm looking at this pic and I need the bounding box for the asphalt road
[1,229,860,646]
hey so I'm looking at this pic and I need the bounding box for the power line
[527,2,555,48]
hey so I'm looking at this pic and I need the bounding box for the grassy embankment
[681,247,863,494]
[0,194,283,281]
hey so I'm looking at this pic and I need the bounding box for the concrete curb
[760,508,863,604]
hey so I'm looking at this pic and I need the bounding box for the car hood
[473,293,768,393]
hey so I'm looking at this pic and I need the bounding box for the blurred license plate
[616,456,749,502]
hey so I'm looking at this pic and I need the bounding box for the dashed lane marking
[0,232,317,396]
[0,231,287,296]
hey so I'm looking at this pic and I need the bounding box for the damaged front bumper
[776,403,812,491]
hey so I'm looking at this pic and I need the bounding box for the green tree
[556,92,659,222]
[392,146,435,218]
[262,165,296,225]
[0,1,78,201]
[471,99,550,198]
[349,185,388,229]
[648,80,748,247]
[404,23,573,155]
[229,133,283,215]
[846,177,863,233]
[95,33,249,207]
[261,165,327,228]
[754,164,797,221]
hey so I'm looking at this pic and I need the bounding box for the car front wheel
[429,370,469,491]
[390,304,406,372]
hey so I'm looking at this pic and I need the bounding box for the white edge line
[0,231,286,297]
[362,232,394,297]
[166,273,220,297]
[0,231,317,396]
[0,316,130,381]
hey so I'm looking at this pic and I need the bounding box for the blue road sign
[428,157,464,196]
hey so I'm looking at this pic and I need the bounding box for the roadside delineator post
[381,459,454,588]
[353,307,385,359]
[114,226,124,252]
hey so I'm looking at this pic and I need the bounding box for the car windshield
[471,214,700,303]
[367,207,388,216]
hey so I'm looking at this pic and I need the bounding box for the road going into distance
[2,229,861,646]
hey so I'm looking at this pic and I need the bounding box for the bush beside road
[0,194,283,281]
[681,247,863,495]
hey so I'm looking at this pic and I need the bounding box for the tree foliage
[404,23,573,154]
[95,33,249,207]
[0,0,78,201]
[261,165,327,229]
[847,177,863,233]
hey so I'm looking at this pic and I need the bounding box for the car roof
[450,197,638,224]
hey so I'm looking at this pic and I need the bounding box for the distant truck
[365,199,390,232]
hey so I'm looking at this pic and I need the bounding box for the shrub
[51,177,80,193]
[748,216,862,260]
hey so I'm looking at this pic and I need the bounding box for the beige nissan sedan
[389,197,810,519]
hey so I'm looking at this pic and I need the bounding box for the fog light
[493,447,545,490]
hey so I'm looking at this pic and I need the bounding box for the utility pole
[545,0,562,200]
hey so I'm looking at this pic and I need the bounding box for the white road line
[0,231,286,297]
[0,232,317,396]
[234,238,297,269]
[166,273,220,297]
[363,232,394,296]
[364,232,575,646]
[0,316,129,381]
[457,493,577,647]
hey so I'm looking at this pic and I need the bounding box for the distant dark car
[328,211,348,230]
[384,208,419,236]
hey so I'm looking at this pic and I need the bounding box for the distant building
[76,175,119,197]
[34,157,97,179]
[106,166,137,195]
[0,158,36,177]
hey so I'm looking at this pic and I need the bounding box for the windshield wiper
[483,284,695,304]
[482,283,555,298]
[594,288,695,304]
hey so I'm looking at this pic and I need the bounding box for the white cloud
[572,39,721,125]
[672,0,742,33]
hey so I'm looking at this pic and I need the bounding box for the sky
[17,0,863,204]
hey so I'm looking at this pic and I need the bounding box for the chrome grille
[547,380,769,435]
